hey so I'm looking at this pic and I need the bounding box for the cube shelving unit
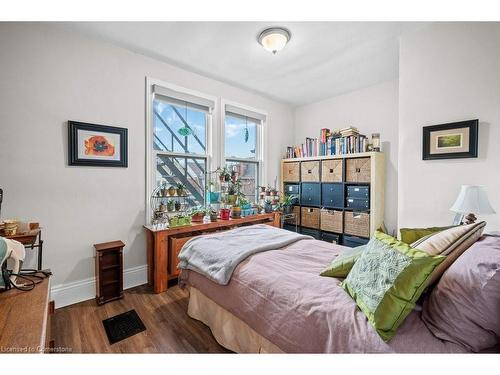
[280,152,385,247]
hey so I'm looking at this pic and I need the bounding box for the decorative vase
[159,203,167,212]
[168,186,176,196]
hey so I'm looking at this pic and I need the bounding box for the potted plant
[168,185,177,196]
[161,185,169,197]
[264,199,273,213]
[265,186,271,196]
[270,187,278,197]
[176,183,186,196]
[231,204,242,219]
[218,166,231,183]
[166,199,174,212]
[159,202,167,212]
[174,201,182,211]
[209,208,218,222]
[190,206,207,222]
[227,183,238,205]
[280,194,296,214]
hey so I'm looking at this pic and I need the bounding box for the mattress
[180,238,468,353]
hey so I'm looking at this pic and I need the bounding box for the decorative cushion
[411,221,486,285]
[342,231,445,341]
[320,245,365,278]
[422,235,500,352]
[399,226,451,244]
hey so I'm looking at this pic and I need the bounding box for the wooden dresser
[0,275,53,353]
[144,212,280,293]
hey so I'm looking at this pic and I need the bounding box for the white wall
[398,23,500,231]
[0,23,294,298]
[294,80,399,234]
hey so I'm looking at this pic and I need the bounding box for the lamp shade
[450,185,496,214]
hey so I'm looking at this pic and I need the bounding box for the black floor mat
[102,309,146,345]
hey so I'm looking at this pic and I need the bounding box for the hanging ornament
[178,101,192,137]
[244,116,249,143]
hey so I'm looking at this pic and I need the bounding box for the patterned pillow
[342,231,445,341]
[411,221,486,285]
[320,245,366,278]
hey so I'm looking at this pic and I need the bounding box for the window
[151,84,214,208]
[223,104,265,203]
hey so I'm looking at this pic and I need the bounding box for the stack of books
[285,126,370,159]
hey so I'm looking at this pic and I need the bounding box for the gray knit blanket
[178,224,313,285]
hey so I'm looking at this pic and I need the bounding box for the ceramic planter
[168,186,176,196]
[227,195,237,205]
[219,208,231,220]
[231,206,242,219]
[174,202,181,211]
[191,213,205,222]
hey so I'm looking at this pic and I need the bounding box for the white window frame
[145,77,217,223]
[221,99,267,202]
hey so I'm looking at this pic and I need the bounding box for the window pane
[224,114,257,159]
[156,155,206,206]
[153,99,207,155]
[226,160,258,203]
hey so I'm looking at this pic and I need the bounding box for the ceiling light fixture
[257,27,291,54]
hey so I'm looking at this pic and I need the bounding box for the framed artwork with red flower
[68,121,128,167]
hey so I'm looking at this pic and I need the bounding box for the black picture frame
[422,119,478,160]
[68,121,128,167]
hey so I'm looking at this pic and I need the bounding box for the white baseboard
[51,265,148,309]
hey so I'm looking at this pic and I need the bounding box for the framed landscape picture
[68,121,128,167]
[422,119,478,160]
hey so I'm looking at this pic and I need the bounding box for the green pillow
[399,226,451,244]
[320,245,366,278]
[341,231,445,342]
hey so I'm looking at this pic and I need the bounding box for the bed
[179,227,478,353]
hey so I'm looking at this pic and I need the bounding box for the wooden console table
[0,274,53,353]
[144,212,280,293]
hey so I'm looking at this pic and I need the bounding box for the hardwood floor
[52,284,230,353]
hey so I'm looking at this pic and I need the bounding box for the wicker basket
[321,159,343,182]
[320,209,343,233]
[282,162,300,182]
[301,207,320,229]
[344,211,370,238]
[301,161,320,182]
[345,157,371,183]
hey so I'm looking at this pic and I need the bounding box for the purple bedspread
[181,238,468,353]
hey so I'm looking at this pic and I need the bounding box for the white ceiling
[57,22,428,106]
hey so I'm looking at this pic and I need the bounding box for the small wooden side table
[94,240,124,305]
[2,223,44,270]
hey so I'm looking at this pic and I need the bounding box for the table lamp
[450,185,496,225]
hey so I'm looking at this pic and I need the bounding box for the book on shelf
[284,126,370,159]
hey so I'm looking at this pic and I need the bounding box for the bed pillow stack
[341,231,445,341]
[325,222,486,342]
